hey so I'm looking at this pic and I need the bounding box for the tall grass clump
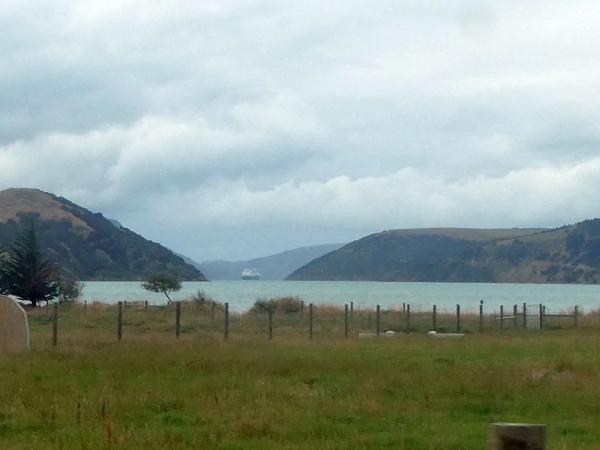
[249,296,303,314]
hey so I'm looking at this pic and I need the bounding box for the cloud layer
[2,0,600,260]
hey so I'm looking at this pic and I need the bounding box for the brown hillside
[0,188,205,280]
[0,188,92,236]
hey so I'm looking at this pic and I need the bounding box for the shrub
[58,276,85,303]
[190,289,211,305]
[250,296,303,314]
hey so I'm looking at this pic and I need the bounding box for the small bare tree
[141,273,182,304]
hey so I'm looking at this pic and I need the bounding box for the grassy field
[1,302,600,449]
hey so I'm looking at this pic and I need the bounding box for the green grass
[1,303,600,449]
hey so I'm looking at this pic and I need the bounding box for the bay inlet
[82,280,600,314]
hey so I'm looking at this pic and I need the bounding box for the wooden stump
[490,423,545,450]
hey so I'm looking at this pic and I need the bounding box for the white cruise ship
[241,267,261,280]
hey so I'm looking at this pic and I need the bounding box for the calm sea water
[81,280,600,313]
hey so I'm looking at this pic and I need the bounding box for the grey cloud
[1,0,600,259]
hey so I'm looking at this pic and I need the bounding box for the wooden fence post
[406,304,411,332]
[117,301,123,342]
[144,300,148,310]
[539,304,544,330]
[574,305,579,328]
[268,308,273,340]
[402,302,406,318]
[211,301,216,323]
[224,302,229,339]
[344,304,349,338]
[309,303,313,339]
[52,303,58,347]
[84,300,87,316]
[376,305,380,336]
[500,305,504,330]
[456,304,461,333]
[522,302,527,329]
[175,302,181,340]
[123,300,127,312]
[513,304,518,328]
[432,304,437,331]
[368,312,371,330]
[479,300,484,332]
[490,423,545,450]
[350,301,354,322]
[301,300,304,315]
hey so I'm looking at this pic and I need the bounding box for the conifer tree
[0,224,59,306]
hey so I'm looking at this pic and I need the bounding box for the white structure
[241,267,261,280]
[0,295,30,352]
[427,331,465,339]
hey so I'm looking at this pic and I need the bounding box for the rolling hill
[0,188,206,281]
[287,222,600,283]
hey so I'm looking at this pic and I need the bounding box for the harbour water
[81,280,600,313]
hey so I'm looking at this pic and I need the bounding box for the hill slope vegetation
[287,223,600,283]
[0,188,206,281]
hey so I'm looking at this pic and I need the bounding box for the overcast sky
[2,0,600,261]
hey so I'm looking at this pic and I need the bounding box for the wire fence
[22,297,591,349]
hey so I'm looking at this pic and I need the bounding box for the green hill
[0,188,206,281]
[287,222,600,283]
